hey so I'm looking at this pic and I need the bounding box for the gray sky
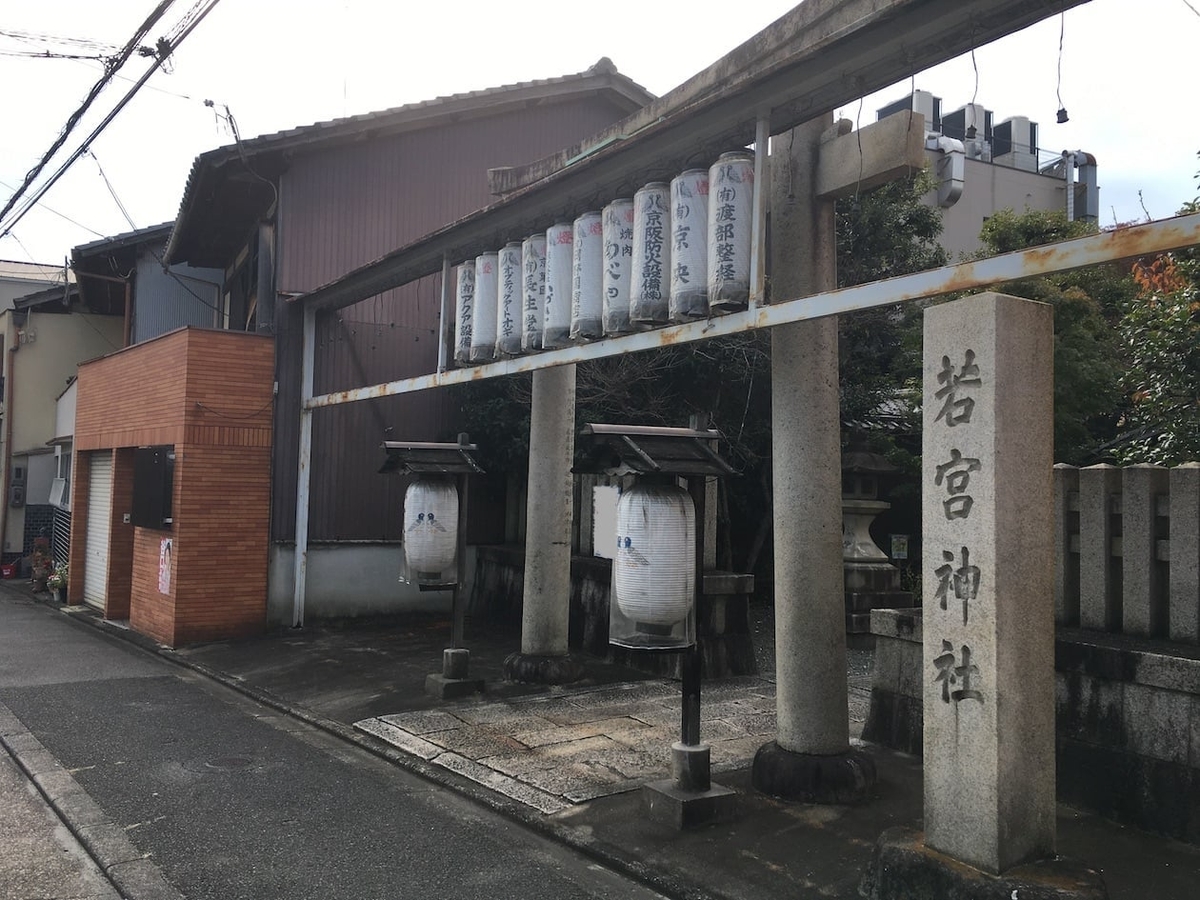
[2,0,1197,272]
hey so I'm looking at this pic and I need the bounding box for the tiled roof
[164,59,654,264]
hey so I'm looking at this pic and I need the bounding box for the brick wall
[106,449,135,620]
[72,328,274,645]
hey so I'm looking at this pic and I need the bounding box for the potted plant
[29,537,53,593]
[47,562,68,604]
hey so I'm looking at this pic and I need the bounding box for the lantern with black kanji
[401,477,459,585]
[610,481,696,650]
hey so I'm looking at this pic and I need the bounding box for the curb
[0,699,183,900]
[40,597,723,900]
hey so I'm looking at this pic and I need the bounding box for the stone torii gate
[284,1,1199,895]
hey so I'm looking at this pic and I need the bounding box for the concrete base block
[860,827,1108,900]
[641,779,737,830]
[424,673,485,700]
[442,648,470,680]
[502,652,584,685]
[751,740,876,804]
[672,742,711,792]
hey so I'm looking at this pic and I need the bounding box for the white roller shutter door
[83,451,113,610]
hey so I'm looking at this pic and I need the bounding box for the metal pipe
[122,279,132,348]
[1063,150,1076,222]
[0,343,16,559]
[303,212,1200,410]
[291,304,316,627]
[750,113,771,306]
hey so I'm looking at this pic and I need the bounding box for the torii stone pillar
[752,116,876,802]
[503,364,584,684]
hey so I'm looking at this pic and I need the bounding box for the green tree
[1111,200,1200,465]
[971,207,1134,463]
[836,171,948,428]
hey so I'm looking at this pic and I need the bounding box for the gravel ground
[748,596,875,681]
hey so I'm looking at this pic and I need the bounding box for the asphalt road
[0,595,667,900]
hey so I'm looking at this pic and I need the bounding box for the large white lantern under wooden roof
[575,422,736,652]
[402,477,459,584]
[614,482,695,639]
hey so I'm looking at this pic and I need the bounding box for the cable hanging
[0,1,177,228]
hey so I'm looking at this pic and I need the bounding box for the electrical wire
[0,0,225,241]
[0,178,103,237]
[1056,10,1067,115]
[194,398,274,419]
[0,1,177,228]
[86,149,223,314]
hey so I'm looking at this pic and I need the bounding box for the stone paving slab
[355,675,804,810]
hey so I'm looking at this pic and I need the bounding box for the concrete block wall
[865,608,1200,842]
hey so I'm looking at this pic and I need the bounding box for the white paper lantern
[403,478,459,580]
[570,211,604,341]
[496,242,523,357]
[670,168,709,321]
[614,483,695,627]
[543,223,573,349]
[471,252,498,362]
[601,199,635,335]
[707,151,754,312]
[629,182,671,326]
[453,262,475,366]
[521,235,546,352]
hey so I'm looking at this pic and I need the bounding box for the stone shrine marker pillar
[921,292,1055,873]
[865,292,1105,899]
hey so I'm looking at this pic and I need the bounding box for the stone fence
[866,461,1200,844]
[1054,462,1200,642]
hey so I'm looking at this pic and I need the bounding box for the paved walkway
[8,587,1199,900]
[357,676,872,814]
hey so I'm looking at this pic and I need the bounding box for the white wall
[54,379,77,440]
[266,543,480,625]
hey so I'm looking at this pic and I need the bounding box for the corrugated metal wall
[272,96,637,541]
[134,242,223,343]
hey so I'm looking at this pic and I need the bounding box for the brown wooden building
[67,60,653,639]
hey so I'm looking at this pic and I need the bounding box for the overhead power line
[0,0,225,241]
[0,1,177,228]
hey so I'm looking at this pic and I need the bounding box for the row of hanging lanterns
[453,151,755,366]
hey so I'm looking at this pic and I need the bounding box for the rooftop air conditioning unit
[993,116,1039,172]
[943,103,992,161]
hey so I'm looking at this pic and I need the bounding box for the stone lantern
[841,439,915,644]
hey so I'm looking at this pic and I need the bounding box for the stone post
[503,364,584,684]
[1053,464,1080,627]
[922,292,1055,874]
[1078,464,1122,631]
[1169,463,1200,643]
[1121,464,1169,637]
[865,293,1105,900]
[751,117,875,802]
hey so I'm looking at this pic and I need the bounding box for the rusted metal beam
[294,0,1091,314]
[303,211,1200,410]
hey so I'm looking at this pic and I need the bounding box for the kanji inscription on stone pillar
[922,292,1055,875]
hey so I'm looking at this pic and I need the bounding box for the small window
[132,446,175,529]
